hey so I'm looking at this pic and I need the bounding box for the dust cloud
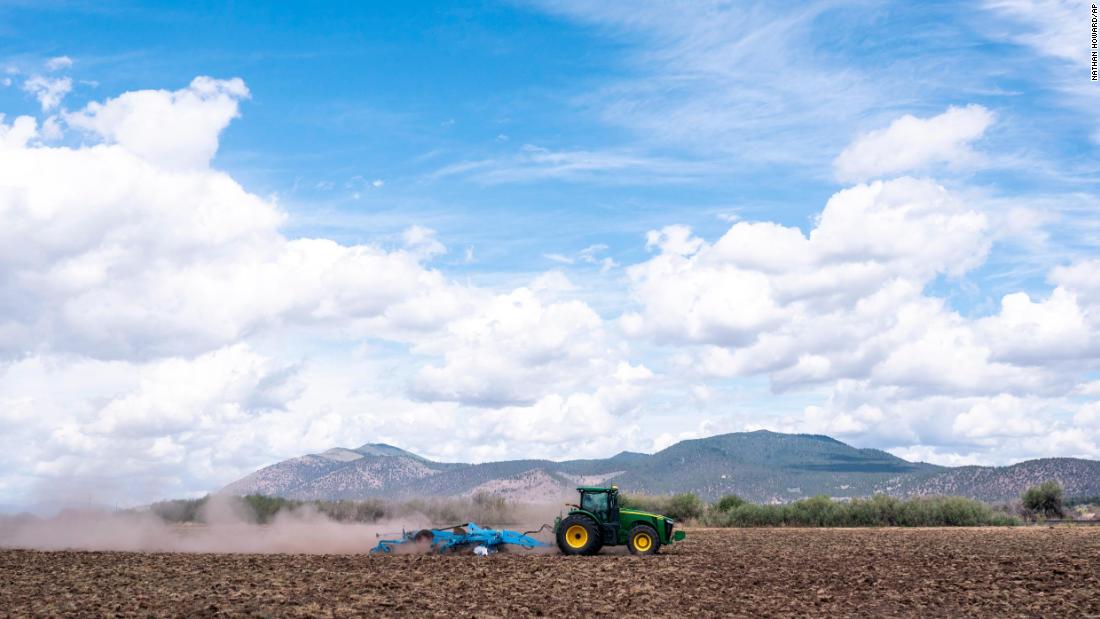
[0,496,565,554]
[0,496,430,554]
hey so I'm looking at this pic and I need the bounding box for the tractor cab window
[581,492,610,520]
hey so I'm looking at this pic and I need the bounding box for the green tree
[664,493,705,521]
[714,495,746,512]
[1022,480,1065,519]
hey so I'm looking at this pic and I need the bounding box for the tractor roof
[576,485,618,492]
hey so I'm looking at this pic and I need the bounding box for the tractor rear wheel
[627,524,661,555]
[556,516,601,555]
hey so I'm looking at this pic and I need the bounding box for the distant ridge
[883,457,1100,502]
[221,430,1100,503]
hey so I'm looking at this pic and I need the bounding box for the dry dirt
[3,527,1099,617]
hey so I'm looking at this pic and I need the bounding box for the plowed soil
[3,527,1099,617]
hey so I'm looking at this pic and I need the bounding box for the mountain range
[221,431,1100,503]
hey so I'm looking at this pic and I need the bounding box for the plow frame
[371,522,548,554]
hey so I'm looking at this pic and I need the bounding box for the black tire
[556,515,601,555]
[626,524,661,555]
[591,535,605,554]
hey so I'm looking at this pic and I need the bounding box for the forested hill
[222,431,1100,503]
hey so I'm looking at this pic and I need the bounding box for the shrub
[714,495,747,512]
[699,493,1017,527]
[786,495,844,526]
[242,494,301,523]
[1065,495,1100,508]
[737,503,784,527]
[1022,481,1065,519]
[665,493,705,521]
[150,497,209,523]
[845,494,901,526]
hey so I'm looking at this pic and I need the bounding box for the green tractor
[554,486,686,555]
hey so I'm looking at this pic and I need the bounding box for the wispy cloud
[984,0,1088,64]
[543,244,618,272]
[980,0,1100,146]
[543,253,574,264]
[529,1,888,170]
[45,55,72,71]
[528,1,1097,181]
[431,143,718,184]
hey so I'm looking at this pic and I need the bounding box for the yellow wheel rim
[565,524,588,549]
[634,532,652,551]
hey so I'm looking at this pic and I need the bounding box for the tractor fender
[561,509,602,527]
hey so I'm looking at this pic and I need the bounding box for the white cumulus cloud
[0,81,473,361]
[834,105,994,182]
[0,77,650,504]
[2,72,1099,505]
[22,75,72,111]
[623,175,1100,462]
[625,177,990,350]
[411,283,618,407]
[65,76,250,170]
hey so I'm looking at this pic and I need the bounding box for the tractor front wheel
[556,516,601,555]
[627,524,661,555]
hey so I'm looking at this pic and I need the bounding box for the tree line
[146,480,1081,527]
[149,491,512,525]
[623,479,1074,526]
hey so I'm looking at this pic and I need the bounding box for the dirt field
[3,527,1099,617]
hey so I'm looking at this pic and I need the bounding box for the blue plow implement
[371,522,549,554]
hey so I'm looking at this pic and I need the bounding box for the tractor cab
[578,487,620,543]
[555,485,686,556]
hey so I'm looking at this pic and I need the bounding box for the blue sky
[11,0,1093,283]
[0,1,1098,506]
